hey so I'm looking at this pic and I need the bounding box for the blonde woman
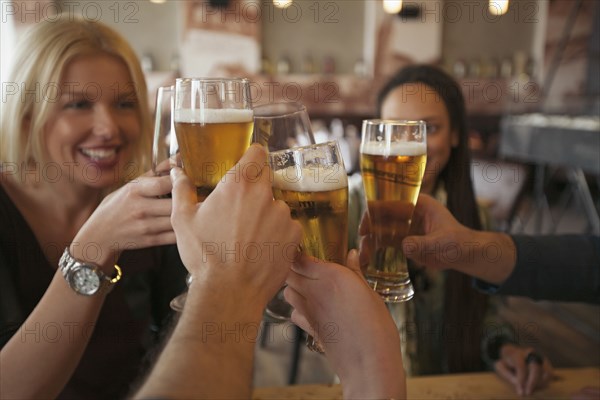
[0,18,185,399]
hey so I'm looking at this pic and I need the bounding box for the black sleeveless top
[0,183,186,399]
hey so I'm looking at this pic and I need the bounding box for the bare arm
[0,173,175,399]
[134,276,264,399]
[285,251,406,400]
[134,145,302,399]
[0,273,107,399]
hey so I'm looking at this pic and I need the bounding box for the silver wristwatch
[59,248,122,296]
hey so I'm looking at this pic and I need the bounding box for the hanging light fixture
[149,0,166,4]
[383,0,403,14]
[489,0,509,16]
[273,0,293,9]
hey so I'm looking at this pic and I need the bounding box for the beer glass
[269,141,348,352]
[170,78,254,311]
[174,77,254,201]
[360,120,426,303]
[253,102,315,151]
[152,86,179,177]
[254,102,316,322]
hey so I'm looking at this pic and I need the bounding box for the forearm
[134,280,264,400]
[340,335,406,399]
[0,271,106,399]
[342,356,406,400]
[338,321,406,399]
[455,230,516,285]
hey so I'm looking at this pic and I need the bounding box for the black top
[0,184,187,399]
[476,234,600,304]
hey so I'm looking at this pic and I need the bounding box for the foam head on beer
[360,141,426,157]
[174,108,254,124]
[272,164,348,192]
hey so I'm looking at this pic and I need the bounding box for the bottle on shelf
[261,55,273,75]
[452,59,467,79]
[141,53,155,73]
[322,55,336,75]
[276,54,291,75]
[468,58,482,78]
[500,57,513,79]
[302,53,316,74]
[353,58,368,77]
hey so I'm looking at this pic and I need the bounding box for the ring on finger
[525,351,543,365]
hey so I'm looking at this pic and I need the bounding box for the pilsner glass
[253,102,315,151]
[170,78,254,311]
[152,86,179,177]
[269,141,348,352]
[253,102,316,322]
[174,78,254,201]
[360,120,426,303]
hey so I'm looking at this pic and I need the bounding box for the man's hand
[170,144,302,308]
[401,194,517,285]
[285,250,405,400]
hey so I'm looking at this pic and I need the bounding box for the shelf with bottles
[250,72,377,118]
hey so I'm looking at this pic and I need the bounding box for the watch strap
[59,247,122,295]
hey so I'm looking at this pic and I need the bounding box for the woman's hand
[495,344,553,396]
[71,170,175,272]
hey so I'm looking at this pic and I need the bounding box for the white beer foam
[273,165,348,192]
[361,141,426,156]
[174,108,253,123]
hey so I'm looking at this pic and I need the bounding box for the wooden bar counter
[253,367,599,399]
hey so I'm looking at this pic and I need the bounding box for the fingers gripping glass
[170,78,254,312]
[359,120,427,303]
[268,141,349,353]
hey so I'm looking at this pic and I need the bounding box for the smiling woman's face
[380,82,458,194]
[43,53,141,189]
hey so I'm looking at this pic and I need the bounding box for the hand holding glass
[360,120,426,303]
[253,102,316,322]
[170,78,254,311]
[269,141,348,352]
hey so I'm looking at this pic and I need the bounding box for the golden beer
[272,165,348,265]
[268,141,347,352]
[174,109,254,201]
[361,141,426,300]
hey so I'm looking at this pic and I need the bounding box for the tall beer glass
[174,78,254,201]
[269,141,348,352]
[360,120,426,303]
[254,102,316,323]
[152,86,179,177]
[253,102,315,151]
[170,78,253,311]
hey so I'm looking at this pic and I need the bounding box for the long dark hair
[378,65,488,373]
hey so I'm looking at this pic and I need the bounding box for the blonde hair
[0,17,150,185]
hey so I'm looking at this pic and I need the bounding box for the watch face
[71,267,101,295]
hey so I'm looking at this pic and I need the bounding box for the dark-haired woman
[372,65,553,395]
